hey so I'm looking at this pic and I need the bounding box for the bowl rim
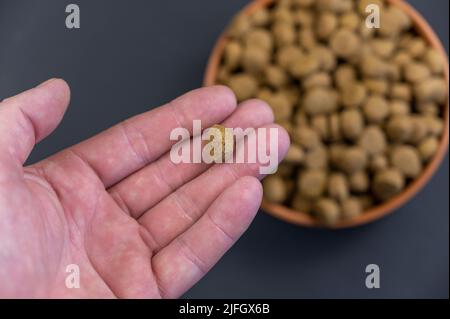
[203,0,450,229]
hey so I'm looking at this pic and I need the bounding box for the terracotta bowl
[204,0,449,228]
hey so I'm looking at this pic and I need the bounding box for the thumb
[0,78,71,165]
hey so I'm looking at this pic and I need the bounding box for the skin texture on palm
[0,79,289,298]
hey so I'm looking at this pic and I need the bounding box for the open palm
[0,79,288,298]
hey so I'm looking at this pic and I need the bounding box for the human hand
[0,79,289,298]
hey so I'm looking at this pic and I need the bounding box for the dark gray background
[0,0,448,298]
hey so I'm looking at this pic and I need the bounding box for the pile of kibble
[215,0,447,225]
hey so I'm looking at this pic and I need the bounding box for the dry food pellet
[386,115,413,143]
[370,155,388,173]
[285,144,305,164]
[418,137,439,162]
[389,100,410,116]
[341,197,363,220]
[208,125,234,163]
[328,173,349,201]
[370,39,396,59]
[317,12,338,40]
[293,9,313,27]
[303,72,332,90]
[364,79,389,96]
[340,109,364,141]
[289,54,321,78]
[329,113,342,142]
[390,145,422,178]
[404,62,431,83]
[263,175,288,203]
[276,45,303,69]
[265,65,289,88]
[340,12,360,30]
[305,146,329,169]
[409,116,429,144]
[224,41,242,70]
[314,198,341,225]
[292,126,321,150]
[227,74,258,101]
[291,194,313,213]
[244,28,273,52]
[267,92,293,122]
[298,169,327,199]
[298,28,316,50]
[358,126,387,156]
[423,115,444,136]
[317,0,352,13]
[250,8,270,27]
[415,78,448,104]
[242,46,270,74]
[349,171,370,193]
[338,147,368,174]
[341,82,367,108]
[330,29,360,59]
[424,48,445,74]
[311,115,329,140]
[302,88,338,115]
[363,95,390,123]
[373,168,405,200]
[311,46,337,71]
[272,22,296,47]
[335,64,356,89]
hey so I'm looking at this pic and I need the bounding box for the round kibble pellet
[314,198,341,225]
[298,170,327,199]
[373,168,405,201]
[263,175,288,203]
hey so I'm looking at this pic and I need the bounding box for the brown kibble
[265,65,289,88]
[330,29,360,59]
[364,79,389,96]
[303,72,332,90]
[373,168,405,200]
[329,113,342,142]
[405,37,427,58]
[338,147,368,174]
[390,145,422,178]
[251,8,270,27]
[340,12,360,30]
[370,155,388,173]
[378,7,411,37]
[314,198,341,225]
[242,46,270,74]
[415,78,447,104]
[263,175,288,203]
[341,82,367,108]
[360,54,391,78]
[267,92,293,122]
[217,67,230,84]
[424,48,445,75]
[341,109,364,141]
[417,102,440,116]
[359,125,388,157]
[302,88,339,115]
[292,126,321,150]
[349,171,370,193]
[329,144,346,167]
[404,62,431,83]
[317,0,353,13]
[386,115,413,143]
[276,46,303,69]
[409,116,429,144]
[393,51,412,67]
[289,54,321,78]
[389,100,410,116]
[285,144,305,164]
[228,74,258,101]
[311,115,329,140]
[272,6,294,24]
[305,146,329,169]
[390,83,412,101]
[317,12,338,40]
[358,195,374,210]
[292,0,314,8]
[358,0,384,15]
[363,95,389,123]
[341,197,363,219]
[335,64,356,89]
[298,28,317,50]
[291,194,313,213]
[311,46,337,71]
[228,14,251,38]
[298,170,327,199]
[423,115,444,137]
[272,22,296,47]
[328,173,349,201]
[207,125,234,163]
[293,9,314,27]
[224,41,242,70]
[277,163,294,177]
[370,39,396,58]
[244,28,273,52]
[418,137,439,162]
